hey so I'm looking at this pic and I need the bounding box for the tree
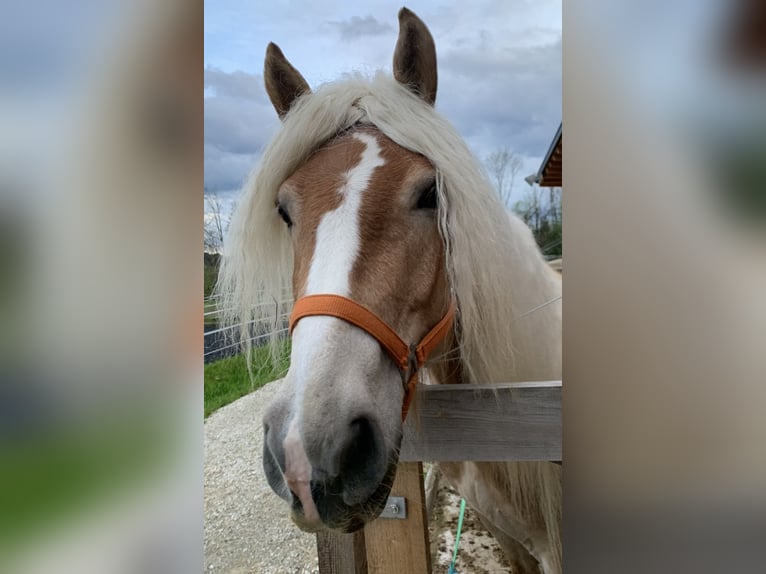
[513,185,562,258]
[204,193,231,253]
[486,147,523,206]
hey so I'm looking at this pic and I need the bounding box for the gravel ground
[430,482,509,573]
[204,379,508,573]
[204,380,318,574]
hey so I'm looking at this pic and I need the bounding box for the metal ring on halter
[403,344,420,390]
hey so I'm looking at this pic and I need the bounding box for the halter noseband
[288,294,456,421]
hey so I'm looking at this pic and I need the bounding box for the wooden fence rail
[317,380,562,573]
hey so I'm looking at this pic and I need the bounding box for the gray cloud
[437,35,562,160]
[204,23,561,195]
[323,15,394,42]
[205,96,276,155]
[204,68,279,191]
[204,143,259,192]
[205,67,267,102]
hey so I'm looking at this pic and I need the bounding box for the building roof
[526,123,562,188]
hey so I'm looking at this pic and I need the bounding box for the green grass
[204,341,290,417]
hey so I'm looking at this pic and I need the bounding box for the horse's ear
[264,43,311,119]
[393,7,437,105]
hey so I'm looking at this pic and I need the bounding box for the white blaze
[293,131,385,394]
[282,132,385,519]
[305,132,385,295]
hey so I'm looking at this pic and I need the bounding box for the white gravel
[204,380,318,574]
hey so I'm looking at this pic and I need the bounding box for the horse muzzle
[289,460,398,533]
[263,399,401,533]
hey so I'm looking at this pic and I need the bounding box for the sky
[204,0,562,207]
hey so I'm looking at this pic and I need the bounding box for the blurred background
[0,1,202,573]
[563,0,765,572]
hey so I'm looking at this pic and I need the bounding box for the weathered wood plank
[364,462,431,574]
[400,382,561,462]
[317,530,367,574]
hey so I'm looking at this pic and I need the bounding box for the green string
[447,498,466,574]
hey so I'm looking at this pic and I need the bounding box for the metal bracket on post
[379,496,406,519]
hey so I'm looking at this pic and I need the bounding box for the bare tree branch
[204,193,231,253]
[513,184,562,257]
[485,147,523,206]
[508,154,523,203]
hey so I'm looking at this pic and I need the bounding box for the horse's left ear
[393,7,437,105]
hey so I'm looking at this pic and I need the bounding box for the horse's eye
[416,182,437,210]
[277,204,293,228]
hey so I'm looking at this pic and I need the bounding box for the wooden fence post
[317,462,431,574]
[317,530,367,574]
[363,461,431,573]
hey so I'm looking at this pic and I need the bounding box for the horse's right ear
[264,43,311,119]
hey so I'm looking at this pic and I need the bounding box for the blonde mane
[217,72,560,386]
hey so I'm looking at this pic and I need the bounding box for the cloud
[204,143,259,192]
[323,15,394,42]
[205,67,267,102]
[205,96,275,155]
[204,2,562,199]
[204,67,279,191]
[437,34,562,160]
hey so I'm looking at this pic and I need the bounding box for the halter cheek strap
[288,294,456,421]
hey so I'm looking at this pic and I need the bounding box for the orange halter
[289,294,456,421]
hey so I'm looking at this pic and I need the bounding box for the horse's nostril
[342,417,376,472]
[335,416,386,505]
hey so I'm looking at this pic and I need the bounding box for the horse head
[260,9,453,533]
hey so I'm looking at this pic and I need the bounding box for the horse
[217,8,562,573]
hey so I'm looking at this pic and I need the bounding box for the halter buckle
[403,344,419,387]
